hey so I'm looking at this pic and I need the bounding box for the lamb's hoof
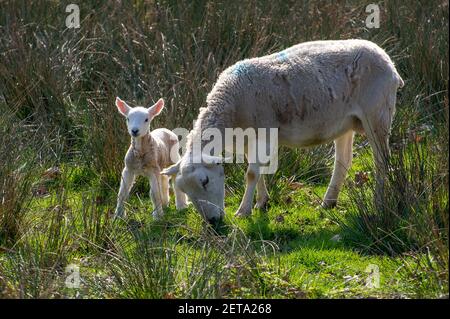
[321,199,337,209]
[254,198,269,211]
[331,234,342,242]
[234,207,252,218]
[152,210,164,220]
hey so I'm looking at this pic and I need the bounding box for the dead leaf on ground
[287,287,307,299]
[288,181,304,190]
[33,184,49,197]
[42,167,61,180]
[354,171,369,187]
[275,214,285,223]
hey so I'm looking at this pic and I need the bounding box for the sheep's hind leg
[114,167,135,219]
[361,116,392,210]
[322,130,354,209]
[254,175,269,211]
[359,85,396,210]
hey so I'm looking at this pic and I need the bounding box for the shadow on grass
[225,208,355,255]
[113,199,372,260]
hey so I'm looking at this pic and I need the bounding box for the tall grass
[95,219,297,299]
[0,109,64,244]
[334,122,448,295]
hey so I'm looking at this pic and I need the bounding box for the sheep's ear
[161,161,180,176]
[116,97,130,116]
[202,154,228,166]
[148,98,164,118]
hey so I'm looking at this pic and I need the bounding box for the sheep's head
[115,97,164,138]
[161,155,226,223]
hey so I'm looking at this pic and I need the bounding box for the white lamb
[114,97,187,219]
[162,39,404,223]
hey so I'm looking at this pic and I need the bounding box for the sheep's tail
[394,69,405,89]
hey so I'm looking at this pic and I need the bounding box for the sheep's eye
[126,118,129,121]
[145,118,149,122]
[201,176,209,190]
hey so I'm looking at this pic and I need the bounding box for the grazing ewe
[162,39,404,223]
[114,97,187,219]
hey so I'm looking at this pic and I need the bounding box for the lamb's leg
[160,174,170,207]
[148,171,164,219]
[322,131,354,209]
[172,175,188,210]
[235,163,260,217]
[254,175,269,210]
[114,167,135,218]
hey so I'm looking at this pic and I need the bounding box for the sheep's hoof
[113,209,126,220]
[176,202,189,210]
[254,198,269,211]
[112,215,122,222]
[321,199,337,209]
[234,207,252,218]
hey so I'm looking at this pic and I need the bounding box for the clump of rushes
[0,112,41,244]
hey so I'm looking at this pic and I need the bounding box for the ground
[6,147,427,299]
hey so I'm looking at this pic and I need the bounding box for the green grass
[0,151,441,299]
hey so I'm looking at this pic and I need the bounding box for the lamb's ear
[148,98,164,118]
[161,161,180,176]
[116,97,130,116]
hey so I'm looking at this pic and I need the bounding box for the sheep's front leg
[173,175,188,210]
[235,163,260,217]
[148,171,164,219]
[114,167,136,218]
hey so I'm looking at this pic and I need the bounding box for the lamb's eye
[145,118,149,122]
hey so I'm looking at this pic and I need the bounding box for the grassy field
[0,0,448,298]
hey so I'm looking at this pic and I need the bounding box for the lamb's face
[126,107,151,138]
[162,156,226,223]
[115,97,164,138]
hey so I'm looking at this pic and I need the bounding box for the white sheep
[162,39,404,223]
[114,97,187,219]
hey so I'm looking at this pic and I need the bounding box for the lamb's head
[161,155,226,223]
[115,97,164,138]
